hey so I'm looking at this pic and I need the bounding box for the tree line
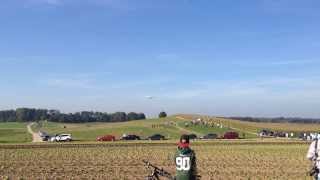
[228,116,320,124]
[0,108,146,123]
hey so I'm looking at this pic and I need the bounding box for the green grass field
[3,114,320,144]
[32,117,192,141]
[31,116,247,141]
[0,122,32,143]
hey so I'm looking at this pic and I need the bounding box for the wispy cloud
[45,78,93,89]
[26,0,62,6]
[41,72,159,90]
[161,76,320,100]
[267,59,319,65]
[229,59,319,67]
[260,0,319,16]
[23,0,130,9]
[43,0,60,5]
[156,53,180,60]
[41,73,99,89]
[163,89,209,99]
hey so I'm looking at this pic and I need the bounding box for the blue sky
[0,0,320,118]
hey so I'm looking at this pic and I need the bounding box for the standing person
[175,134,197,180]
[307,137,320,180]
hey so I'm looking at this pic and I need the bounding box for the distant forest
[0,108,146,123]
[228,117,320,124]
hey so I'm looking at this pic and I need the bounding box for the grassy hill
[32,115,320,141]
[32,117,191,141]
[32,116,249,141]
[3,114,320,143]
[177,114,320,134]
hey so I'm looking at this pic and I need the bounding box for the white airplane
[145,96,154,99]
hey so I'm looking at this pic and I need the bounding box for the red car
[97,135,116,141]
[223,132,239,139]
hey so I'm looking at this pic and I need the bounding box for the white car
[50,134,72,142]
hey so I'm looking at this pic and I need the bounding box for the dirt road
[27,123,43,143]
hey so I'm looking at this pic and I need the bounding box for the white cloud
[43,0,60,5]
[151,76,320,118]
[160,76,320,100]
[41,73,99,89]
[229,59,319,67]
[26,0,62,6]
[268,59,319,66]
[156,53,180,60]
[260,0,318,15]
[22,0,130,9]
[45,78,93,89]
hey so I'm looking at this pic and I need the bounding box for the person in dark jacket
[175,134,197,180]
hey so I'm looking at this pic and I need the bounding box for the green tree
[137,113,146,120]
[16,108,31,122]
[127,112,139,120]
[111,112,127,122]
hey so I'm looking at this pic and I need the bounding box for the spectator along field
[0,115,319,179]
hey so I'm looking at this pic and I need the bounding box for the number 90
[176,157,191,171]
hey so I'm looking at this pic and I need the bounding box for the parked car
[121,134,140,140]
[49,136,56,142]
[97,135,116,141]
[223,132,239,139]
[259,129,274,137]
[201,133,218,139]
[41,135,51,141]
[148,134,165,140]
[188,134,197,140]
[50,134,72,142]
[38,131,51,141]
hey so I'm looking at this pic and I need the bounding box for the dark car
[274,132,286,138]
[223,132,239,139]
[148,134,165,140]
[259,129,274,137]
[41,135,51,141]
[201,133,218,139]
[39,131,50,141]
[188,134,197,140]
[97,135,116,141]
[121,135,141,140]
